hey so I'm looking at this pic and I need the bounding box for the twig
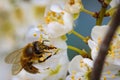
[91,4,120,80]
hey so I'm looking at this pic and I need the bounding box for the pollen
[80,60,84,67]
[106,70,111,74]
[103,76,107,80]
[80,60,83,63]
[47,11,52,16]
[98,37,102,45]
[111,53,115,58]
[111,75,116,78]
[45,11,64,24]
[108,45,116,58]
[38,24,44,31]
[51,11,56,16]
[96,47,99,51]
[33,33,37,37]
[61,12,64,15]
[39,57,45,61]
[45,16,51,24]
[58,19,64,24]
[71,75,75,80]
[105,61,109,66]
[109,50,115,58]
[39,34,43,41]
[71,70,76,80]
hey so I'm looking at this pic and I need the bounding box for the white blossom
[65,0,83,14]
[101,64,120,80]
[0,55,12,80]
[66,55,120,80]
[88,25,120,66]
[66,55,93,80]
[44,5,74,38]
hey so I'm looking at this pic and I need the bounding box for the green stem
[68,45,90,58]
[71,30,85,40]
[106,7,116,13]
[81,8,95,16]
[106,7,117,16]
[71,30,89,43]
[96,7,107,25]
[96,0,112,25]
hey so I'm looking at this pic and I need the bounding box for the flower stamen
[45,11,64,24]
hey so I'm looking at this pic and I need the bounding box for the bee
[5,40,57,75]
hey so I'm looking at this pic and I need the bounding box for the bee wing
[12,63,23,75]
[5,48,23,64]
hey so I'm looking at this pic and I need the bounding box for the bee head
[32,41,47,54]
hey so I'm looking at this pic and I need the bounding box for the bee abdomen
[22,61,39,74]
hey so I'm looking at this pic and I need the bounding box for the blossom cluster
[0,0,120,80]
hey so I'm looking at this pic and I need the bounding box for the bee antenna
[42,40,49,44]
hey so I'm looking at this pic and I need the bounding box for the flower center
[71,71,76,80]
[45,11,64,24]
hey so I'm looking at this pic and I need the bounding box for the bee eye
[33,41,42,54]
[24,45,33,56]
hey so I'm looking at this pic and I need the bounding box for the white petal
[50,37,67,49]
[83,58,93,68]
[25,25,41,43]
[65,0,81,14]
[25,25,49,43]
[0,55,12,80]
[88,40,98,60]
[45,11,73,38]
[66,72,85,80]
[102,64,120,80]
[88,39,97,49]
[50,4,62,13]
[63,11,73,30]
[31,0,52,6]
[68,55,88,74]
[91,25,109,43]
[45,22,65,38]
[110,0,120,8]
[68,55,83,73]
[106,56,120,66]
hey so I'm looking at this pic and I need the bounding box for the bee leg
[38,54,52,63]
[48,46,57,49]
[43,40,49,43]
[53,49,60,55]
[43,50,51,53]
[42,40,49,44]
[23,62,39,74]
[45,53,52,60]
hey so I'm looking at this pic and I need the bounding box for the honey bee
[5,40,57,75]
